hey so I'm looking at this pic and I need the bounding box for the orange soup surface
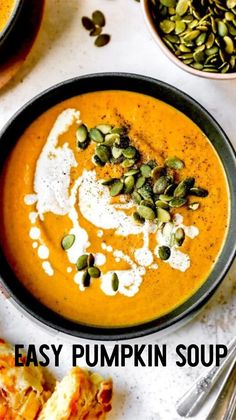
[0,91,229,327]
[0,0,16,32]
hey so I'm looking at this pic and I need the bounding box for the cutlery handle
[206,359,236,420]
[176,336,236,417]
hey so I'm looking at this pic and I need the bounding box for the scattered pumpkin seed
[136,176,146,189]
[157,207,171,222]
[82,16,94,31]
[133,211,145,224]
[175,227,185,246]
[124,169,140,177]
[122,159,135,168]
[152,166,165,180]
[153,176,169,194]
[77,255,88,271]
[140,164,152,177]
[61,234,75,250]
[90,27,102,37]
[88,266,101,278]
[132,191,142,204]
[123,146,137,159]
[189,187,209,197]
[82,270,90,287]
[92,10,105,27]
[93,155,105,167]
[165,156,185,169]
[96,144,111,163]
[169,197,187,207]
[96,124,112,135]
[156,200,170,210]
[110,180,123,196]
[111,273,119,292]
[76,124,88,143]
[87,253,95,267]
[137,205,156,221]
[124,175,135,193]
[95,34,111,47]
[158,245,171,261]
[89,128,104,143]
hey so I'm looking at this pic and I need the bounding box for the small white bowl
[141,0,236,80]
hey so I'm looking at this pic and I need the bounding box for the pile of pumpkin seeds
[76,123,208,240]
[82,10,111,47]
[150,0,236,73]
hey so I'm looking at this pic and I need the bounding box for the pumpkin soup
[0,0,16,33]
[0,91,229,327]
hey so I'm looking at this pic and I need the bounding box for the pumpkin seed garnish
[137,205,156,221]
[77,254,89,271]
[87,253,95,267]
[189,187,209,197]
[158,246,171,261]
[95,34,111,47]
[111,273,119,292]
[136,176,146,189]
[110,180,124,196]
[150,0,236,73]
[92,10,105,27]
[175,227,185,246]
[82,270,91,288]
[124,175,135,194]
[61,234,75,250]
[165,156,185,169]
[96,145,111,163]
[96,124,112,135]
[140,164,152,178]
[82,16,94,31]
[133,211,145,225]
[88,266,101,278]
[157,207,171,222]
[153,176,169,194]
[169,197,188,207]
[76,124,88,143]
[89,128,104,143]
[123,146,137,159]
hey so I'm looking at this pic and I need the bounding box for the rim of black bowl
[0,73,236,341]
[0,0,24,48]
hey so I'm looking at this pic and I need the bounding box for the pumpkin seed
[169,197,187,207]
[82,16,94,31]
[165,156,185,169]
[111,273,119,292]
[124,169,140,177]
[165,183,176,195]
[96,145,111,163]
[123,146,137,159]
[157,207,171,222]
[138,183,153,200]
[89,128,104,143]
[189,187,209,197]
[153,176,169,194]
[160,0,176,6]
[124,176,135,193]
[155,200,170,210]
[101,178,116,186]
[93,155,105,167]
[95,34,111,47]
[77,254,88,271]
[77,138,90,150]
[132,191,142,204]
[87,253,95,267]
[137,205,156,221]
[112,146,123,159]
[188,202,200,210]
[133,211,145,224]
[176,0,189,16]
[160,19,176,33]
[159,194,173,201]
[122,159,135,168]
[147,160,157,169]
[218,21,228,36]
[96,124,112,135]
[174,177,194,197]
[136,176,146,189]
[110,180,123,196]
[88,266,101,278]
[141,164,152,178]
[82,270,90,287]
[152,166,165,180]
[76,124,88,143]
[158,245,171,261]
[61,234,75,250]
[90,27,102,37]
[175,227,185,246]
[92,10,105,27]
[224,35,234,53]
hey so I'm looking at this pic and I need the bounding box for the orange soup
[0,91,229,327]
[0,0,16,33]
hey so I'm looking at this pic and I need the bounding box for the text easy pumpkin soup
[0,91,229,327]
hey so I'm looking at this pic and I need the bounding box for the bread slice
[0,339,52,420]
[38,367,112,420]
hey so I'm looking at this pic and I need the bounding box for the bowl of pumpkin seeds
[142,0,236,78]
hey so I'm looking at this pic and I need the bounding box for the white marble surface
[0,1,236,419]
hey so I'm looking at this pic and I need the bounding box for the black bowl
[0,0,25,49]
[0,73,236,341]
